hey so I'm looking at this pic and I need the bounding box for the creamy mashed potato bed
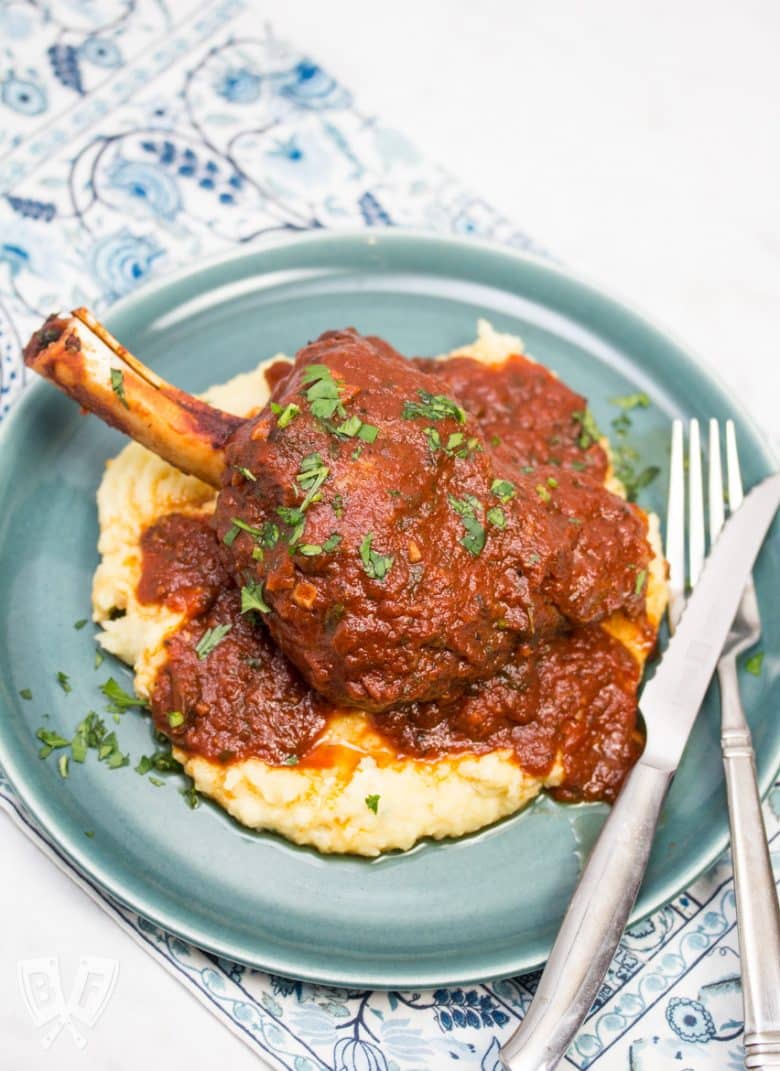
[93,323,665,856]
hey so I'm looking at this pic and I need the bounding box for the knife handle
[500,760,673,1071]
[719,659,780,1071]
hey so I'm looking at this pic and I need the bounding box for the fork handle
[499,760,673,1071]
[719,658,780,1070]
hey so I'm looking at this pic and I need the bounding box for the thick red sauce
[140,348,653,802]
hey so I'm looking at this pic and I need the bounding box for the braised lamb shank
[24,309,651,711]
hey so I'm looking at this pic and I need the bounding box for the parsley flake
[110,368,129,409]
[100,677,149,712]
[322,532,342,553]
[19,688,32,701]
[487,506,506,529]
[491,479,516,504]
[448,495,486,556]
[73,618,88,630]
[572,408,602,449]
[610,391,650,410]
[194,624,232,660]
[241,581,271,614]
[167,711,185,728]
[365,793,380,814]
[745,651,764,676]
[297,543,322,557]
[57,671,72,694]
[402,390,466,425]
[301,365,346,422]
[634,567,648,596]
[234,465,256,482]
[359,533,394,581]
[270,401,300,429]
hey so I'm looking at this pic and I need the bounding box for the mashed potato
[93,321,665,855]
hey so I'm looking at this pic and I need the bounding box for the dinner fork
[668,418,780,1070]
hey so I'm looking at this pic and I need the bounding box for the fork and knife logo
[17,956,119,1050]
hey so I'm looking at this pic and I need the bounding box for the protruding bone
[24,308,242,487]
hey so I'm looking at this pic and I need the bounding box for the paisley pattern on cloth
[0,5,777,1069]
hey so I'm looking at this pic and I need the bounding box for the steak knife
[500,471,780,1071]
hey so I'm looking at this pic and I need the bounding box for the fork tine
[725,419,744,511]
[709,419,725,542]
[688,419,705,586]
[666,419,685,633]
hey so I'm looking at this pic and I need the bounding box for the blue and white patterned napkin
[1,5,778,1069]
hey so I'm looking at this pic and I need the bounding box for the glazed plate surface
[0,230,778,988]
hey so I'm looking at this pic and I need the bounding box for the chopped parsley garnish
[110,368,129,409]
[230,517,266,539]
[486,506,506,529]
[745,651,764,676]
[57,671,71,694]
[448,495,486,556]
[283,754,300,766]
[296,453,330,510]
[402,390,466,425]
[611,412,632,435]
[297,543,322,557]
[19,688,32,701]
[260,521,280,547]
[240,581,271,614]
[357,423,378,443]
[610,391,650,410]
[167,711,185,728]
[612,444,661,502]
[38,710,129,771]
[94,650,105,670]
[223,525,239,547]
[194,623,232,660]
[572,408,602,449]
[58,754,69,779]
[234,465,256,482]
[365,793,380,814]
[270,401,300,428]
[73,618,88,630]
[448,493,481,517]
[336,414,362,437]
[423,427,441,453]
[546,476,558,489]
[100,677,149,712]
[634,568,648,596]
[180,784,201,809]
[301,365,346,421]
[334,414,378,442]
[277,505,305,528]
[36,728,70,757]
[322,532,342,553]
[425,427,481,460]
[536,484,551,504]
[135,748,183,776]
[491,479,516,503]
[359,532,394,581]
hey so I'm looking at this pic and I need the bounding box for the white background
[2,1,778,1067]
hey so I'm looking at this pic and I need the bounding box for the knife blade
[500,469,780,1071]
[641,470,780,769]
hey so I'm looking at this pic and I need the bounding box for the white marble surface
[2,1,778,1067]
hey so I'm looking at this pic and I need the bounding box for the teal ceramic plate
[0,230,778,989]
